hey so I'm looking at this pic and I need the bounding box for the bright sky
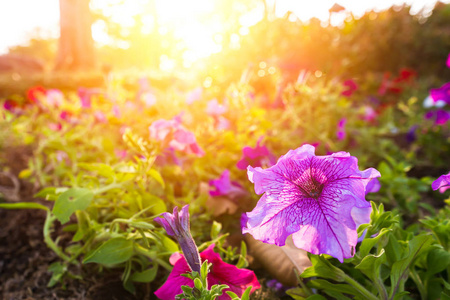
[0,0,447,56]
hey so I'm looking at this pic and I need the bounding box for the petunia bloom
[149,118,204,157]
[425,109,450,126]
[430,82,450,105]
[154,244,260,300]
[155,205,202,273]
[209,170,246,198]
[341,79,358,97]
[242,144,381,262]
[447,52,450,68]
[336,118,347,140]
[206,98,227,116]
[432,172,450,193]
[26,86,46,103]
[237,139,276,170]
[365,178,381,195]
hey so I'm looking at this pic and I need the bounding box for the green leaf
[78,163,114,178]
[210,221,222,239]
[426,247,450,276]
[83,237,134,265]
[53,188,94,224]
[389,234,434,297]
[47,262,67,287]
[305,295,328,300]
[359,228,391,258]
[131,265,158,283]
[378,162,392,178]
[285,287,308,299]
[301,255,345,282]
[308,279,361,297]
[385,233,403,266]
[0,202,49,211]
[148,169,165,188]
[355,250,386,281]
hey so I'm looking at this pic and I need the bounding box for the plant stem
[342,273,379,300]
[43,211,71,262]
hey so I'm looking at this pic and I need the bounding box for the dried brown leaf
[245,234,312,286]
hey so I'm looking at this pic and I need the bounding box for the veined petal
[243,144,380,262]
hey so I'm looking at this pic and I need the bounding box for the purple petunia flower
[155,205,202,273]
[447,53,450,68]
[242,144,380,262]
[432,172,450,193]
[425,109,450,126]
[336,118,347,140]
[365,178,381,195]
[154,244,260,300]
[209,170,246,198]
[430,82,450,105]
[406,125,419,143]
[237,139,276,170]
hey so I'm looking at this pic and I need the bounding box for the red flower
[155,244,260,300]
[26,86,46,103]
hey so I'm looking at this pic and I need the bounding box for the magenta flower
[430,82,450,105]
[336,118,347,140]
[206,98,227,116]
[149,119,204,157]
[155,244,260,300]
[425,109,450,126]
[155,205,202,273]
[242,144,380,262]
[341,79,358,97]
[432,172,450,193]
[209,170,246,198]
[237,139,276,170]
[365,178,381,195]
[447,53,450,68]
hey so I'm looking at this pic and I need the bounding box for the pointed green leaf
[53,188,94,224]
[131,265,158,283]
[83,237,134,265]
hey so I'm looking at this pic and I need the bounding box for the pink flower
[432,172,450,193]
[115,150,127,160]
[209,170,246,198]
[186,87,202,104]
[149,119,204,157]
[94,111,107,123]
[45,89,64,107]
[447,52,450,68]
[142,92,157,107]
[336,118,347,140]
[242,144,380,262]
[237,139,276,170]
[341,79,358,97]
[48,122,62,131]
[362,105,377,122]
[206,98,227,116]
[154,244,260,300]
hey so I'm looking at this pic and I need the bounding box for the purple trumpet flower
[154,205,201,273]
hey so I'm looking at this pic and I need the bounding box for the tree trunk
[55,0,95,70]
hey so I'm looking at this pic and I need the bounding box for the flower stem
[342,273,379,300]
[43,211,71,262]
